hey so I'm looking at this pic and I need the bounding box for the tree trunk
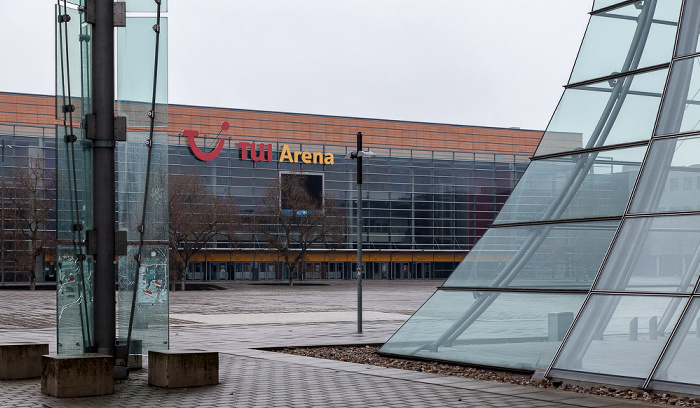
[180,260,188,291]
[29,274,36,291]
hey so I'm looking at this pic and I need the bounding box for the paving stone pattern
[0,281,667,407]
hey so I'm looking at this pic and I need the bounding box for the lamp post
[345,132,375,333]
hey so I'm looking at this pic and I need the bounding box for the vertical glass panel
[379,290,586,371]
[117,17,168,126]
[675,0,700,57]
[117,132,168,242]
[117,245,169,354]
[656,57,700,136]
[126,0,168,12]
[56,245,94,354]
[443,221,619,289]
[553,294,684,379]
[495,147,644,224]
[535,69,667,157]
[630,136,700,213]
[55,5,92,122]
[571,1,679,84]
[56,126,92,241]
[595,215,700,293]
[649,298,700,387]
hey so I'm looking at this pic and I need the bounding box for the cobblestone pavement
[0,281,668,407]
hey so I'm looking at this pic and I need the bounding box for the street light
[345,131,375,333]
[1,140,12,286]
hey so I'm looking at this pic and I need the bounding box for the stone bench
[41,353,113,398]
[0,343,49,380]
[148,350,219,388]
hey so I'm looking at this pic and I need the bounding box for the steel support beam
[91,0,116,357]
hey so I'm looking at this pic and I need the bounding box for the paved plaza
[0,281,668,407]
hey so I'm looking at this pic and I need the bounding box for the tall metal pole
[92,0,116,356]
[356,132,363,334]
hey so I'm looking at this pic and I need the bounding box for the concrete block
[41,353,114,398]
[148,350,218,388]
[0,343,49,380]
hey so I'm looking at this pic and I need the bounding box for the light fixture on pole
[345,131,375,333]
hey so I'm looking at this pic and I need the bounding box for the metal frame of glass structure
[382,0,700,396]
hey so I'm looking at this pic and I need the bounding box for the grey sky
[0,1,591,130]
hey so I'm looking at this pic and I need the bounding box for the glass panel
[649,298,700,386]
[126,0,168,12]
[443,221,619,289]
[55,5,92,122]
[117,17,168,126]
[571,1,679,84]
[379,290,586,371]
[117,245,169,354]
[656,57,700,136]
[596,215,700,292]
[56,245,94,354]
[56,126,92,242]
[553,294,684,379]
[630,136,700,213]
[495,146,645,224]
[117,132,169,242]
[675,0,700,57]
[536,68,667,157]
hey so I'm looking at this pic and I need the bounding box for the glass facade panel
[553,294,683,380]
[495,147,644,224]
[117,17,168,126]
[117,132,169,242]
[55,5,91,122]
[125,0,168,12]
[630,136,700,213]
[656,57,700,136]
[56,126,93,242]
[649,298,700,387]
[570,1,679,84]
[536,68,667,157]
[56,245,93,354]
[444,221,619,289]
[117,245,169,354]
[379,290,586,371]
[595,215,700,292]
[675,0,700,57]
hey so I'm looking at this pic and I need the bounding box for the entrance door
[416,262,431,279]
[393,262,411,279]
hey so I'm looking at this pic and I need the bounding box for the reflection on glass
[117,132,169,242]
[496,147,645,224]
[630,136,700,213]
[656,57,700,136]
[536,69,667,157]
[553,294,683,379]
[55,5,91,122]
[595,215,700,293]
[56,246,93,355]
[649,298,700,387]
[444,221,619,289]
[571,0,679,84]
[117,245,169,354]
[379,290,586,371]
[675,0,700,57]
[117,17,168,126]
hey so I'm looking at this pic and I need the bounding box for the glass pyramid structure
[380,0,700,395]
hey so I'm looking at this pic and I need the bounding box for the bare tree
[168,172,238,290]
[6,157,56,290]
[254,173,346,285]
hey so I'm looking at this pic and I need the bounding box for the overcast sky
[0,1,592,130]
